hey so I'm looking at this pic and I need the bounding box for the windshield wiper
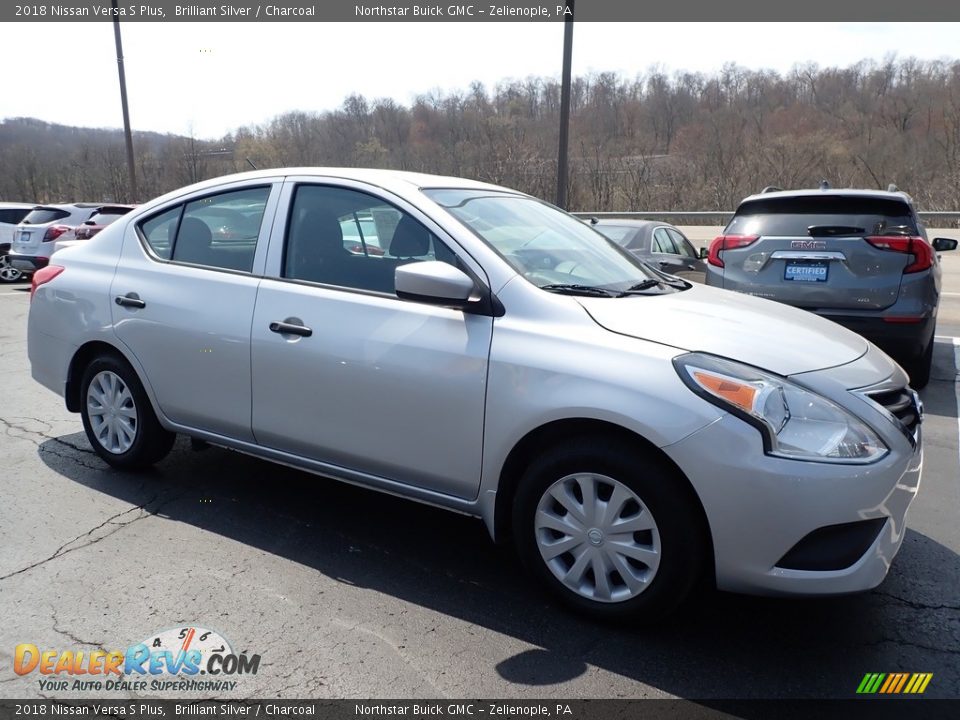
[540,283,616,297]
[615,279,681,296]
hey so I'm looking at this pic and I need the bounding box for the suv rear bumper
[8,253,49,273]
[817,313,935,362]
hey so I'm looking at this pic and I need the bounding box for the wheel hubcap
[86,370,138,454]
[534,473,661,603]
[0,255,22,282]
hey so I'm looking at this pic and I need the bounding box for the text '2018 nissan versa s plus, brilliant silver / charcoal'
[27,169,923,620]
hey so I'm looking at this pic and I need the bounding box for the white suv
[8,203,101,276]
[0,202,36,283]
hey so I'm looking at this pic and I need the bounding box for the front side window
[425,189,659,293]
[284,185,456,294]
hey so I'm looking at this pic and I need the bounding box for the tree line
[3,56,960,212]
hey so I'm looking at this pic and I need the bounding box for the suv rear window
[727,196,917,236]
[21,208,71,225]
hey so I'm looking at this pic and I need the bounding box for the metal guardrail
[574,211,960,225]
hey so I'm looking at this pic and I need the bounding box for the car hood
[577,283,868,376]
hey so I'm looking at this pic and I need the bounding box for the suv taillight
[42,225,70,242]
[707,235,759,268]
[865,236,933,273]
[30,265,64,301]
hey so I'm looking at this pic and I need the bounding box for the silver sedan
[27,169,922,620]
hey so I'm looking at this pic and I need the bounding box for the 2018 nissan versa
[27,169,923,619]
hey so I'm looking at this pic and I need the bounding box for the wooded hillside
[4,57,960,211]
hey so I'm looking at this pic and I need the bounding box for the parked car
[54,204,137,254]
[592,219,707,283]
[0,202,36,283]
[705,187,958,388]
[28,169,923,620]
[8,203,102,277]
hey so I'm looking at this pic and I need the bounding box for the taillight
[707,235,759,268]
[30,265,64,301]
[42,225,71,242]
[865,236,933,273]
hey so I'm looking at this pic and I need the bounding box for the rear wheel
[903,339,933,389]
[512,439,707,621]
[80,355,175,469]
[0,254,23,283]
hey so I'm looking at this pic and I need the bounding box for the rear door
[111,181,281,440]
[718,195,915,310]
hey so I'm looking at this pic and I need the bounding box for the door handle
[269,321,312,337]
[115,293,146,309]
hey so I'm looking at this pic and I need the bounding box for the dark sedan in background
[592,219,707,283]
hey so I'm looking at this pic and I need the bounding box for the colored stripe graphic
[858,672,933,694]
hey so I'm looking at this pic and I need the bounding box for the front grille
[866,386,921,441]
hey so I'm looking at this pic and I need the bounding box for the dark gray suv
[705,188,957,387]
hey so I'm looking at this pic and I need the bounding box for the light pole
[556,0,574,209]
[112,0,138,201]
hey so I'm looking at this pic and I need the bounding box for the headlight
[673,353,888,464]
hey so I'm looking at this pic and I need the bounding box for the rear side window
[727,196,917,236]
[140,207,181,260]
[22,208,70,225]
[0,208,30,224]
[138,187,269,271]
[653,228,677,254]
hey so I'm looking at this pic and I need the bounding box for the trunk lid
[718,194,917,311]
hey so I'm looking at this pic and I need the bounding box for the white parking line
[943,291,960,297]
[0,292,28,297]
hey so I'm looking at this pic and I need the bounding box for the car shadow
[37,426,960,700]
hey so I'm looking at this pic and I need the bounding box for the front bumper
[663,371,921,596]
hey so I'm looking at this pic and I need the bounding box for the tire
[903,339,933,390]
[0,254,23,283]
[512,438,707,622]
[80,354,175,470]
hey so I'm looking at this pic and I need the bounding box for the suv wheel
[0,255,23,283]
[512,439,706,621]
[80,354,175,469]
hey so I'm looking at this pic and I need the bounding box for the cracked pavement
[1,277,959,701]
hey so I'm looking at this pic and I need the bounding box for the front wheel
[512,440,707,621]
[80,355,175,470]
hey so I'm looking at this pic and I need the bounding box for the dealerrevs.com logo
[14,626,260,692]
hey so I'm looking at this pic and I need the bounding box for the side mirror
[932,237,958,252]
[698,247,709,260]
[395,261,475,308]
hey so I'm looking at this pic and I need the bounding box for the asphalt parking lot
[1,244,958,701]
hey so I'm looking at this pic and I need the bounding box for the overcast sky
[5,22,960,139]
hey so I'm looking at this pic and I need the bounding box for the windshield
[424,189,661,293]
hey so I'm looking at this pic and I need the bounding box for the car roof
[133,168,522,217]
[0,202,36,210]
[738,188,914,205]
